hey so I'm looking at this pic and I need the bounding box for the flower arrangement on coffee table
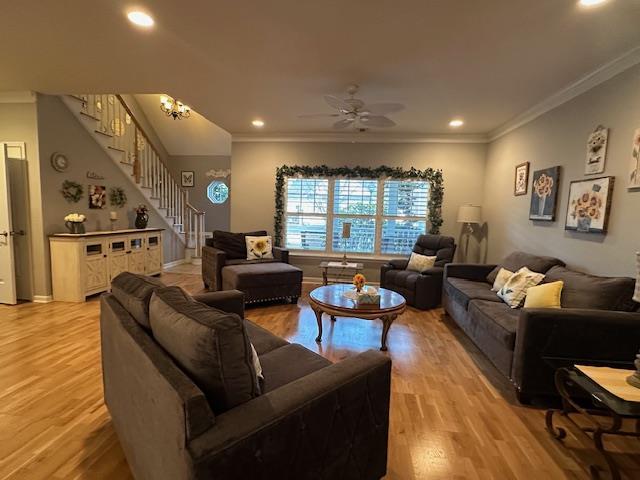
[353,273,366,292]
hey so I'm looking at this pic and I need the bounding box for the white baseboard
[163,258,187,269]
[33,295,53,303]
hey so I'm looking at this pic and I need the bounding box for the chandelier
[160,95,191,120]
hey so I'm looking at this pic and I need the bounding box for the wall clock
[51,152,69,172]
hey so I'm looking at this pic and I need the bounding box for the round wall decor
[51,152,69,172]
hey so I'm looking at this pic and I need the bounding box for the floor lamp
[457,205,482,262]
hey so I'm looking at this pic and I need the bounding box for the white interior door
[0,143,17,304]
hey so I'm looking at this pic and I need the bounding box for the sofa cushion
[225,258,279,266]
[258,344,332,393]
[444,277,501,308]
[212,230,267,260]
[245,320,289,355]
[222,262,302,289]
[468,299,520,350]
[149,286,259,414]
[384,269,421,290]
[545,265,638,312]
[111,272,165,329]
[487,251,565,284]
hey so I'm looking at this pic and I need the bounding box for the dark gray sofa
[443,251,640,403]
[101,273,392,480]
[380,234,456,310]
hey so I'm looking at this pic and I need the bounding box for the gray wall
[0,99,49,298]
[166,155,231,232]
[36,94,184,295]
[231,141,487,280]
[483,63,640,277]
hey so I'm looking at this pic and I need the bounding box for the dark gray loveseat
[101,273,392,480]
[443,251,640,403]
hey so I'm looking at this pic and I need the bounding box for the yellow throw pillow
[491,267,514,292]
[524,281,564,309]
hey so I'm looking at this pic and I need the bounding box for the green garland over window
[273,164,444,247]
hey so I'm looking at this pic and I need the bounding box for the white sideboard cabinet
[49,228,164,302]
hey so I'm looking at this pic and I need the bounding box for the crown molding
[0,91,36,103]
[489,46,640,141]
[232,132,489,144]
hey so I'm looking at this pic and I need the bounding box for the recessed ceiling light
[449,119,464,128]
[127,11,154,28]
[579,0,607,7]
[252,119,265,128]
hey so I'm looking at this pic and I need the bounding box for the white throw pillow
[246,235,274,260]
[497,267,545,308]
[406,252,437,273]
[491,267,514,292]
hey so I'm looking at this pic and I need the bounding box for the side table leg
[313,307,323,343]
[379,314,396,351]
[545,409,567,440]
[592,428,621,480]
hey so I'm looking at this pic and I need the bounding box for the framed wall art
[585,125,608,175]
[88,184,106,209]
[565,176,614,234]
[514,162,529,196]
[181,170,195,187]
[629,128,640,189]
[529,166,560,221]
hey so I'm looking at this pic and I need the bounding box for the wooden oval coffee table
[309,284,406,351]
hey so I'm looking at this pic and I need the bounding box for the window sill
[288,251,405,263]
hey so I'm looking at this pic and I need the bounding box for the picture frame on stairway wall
[88,185,106,209]
[181,170,195,187]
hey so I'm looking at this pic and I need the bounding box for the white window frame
[283,176,429,258]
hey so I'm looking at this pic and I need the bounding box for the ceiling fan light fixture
[449,119,464,128]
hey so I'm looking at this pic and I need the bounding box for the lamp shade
[457,205,482,224]
[342,222,352,239]
[634,252,640,303]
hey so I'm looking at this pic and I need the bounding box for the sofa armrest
[202,246,226,291]
[444,263,497,282]
[192,290,245,318]
[380,258,408,288]
[187,350,391,479]
[273,246,289,264]
[420,266,444,277]
[513,308,640,399]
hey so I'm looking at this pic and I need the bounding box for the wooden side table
[318,261,364,285]
[545,366,640,480]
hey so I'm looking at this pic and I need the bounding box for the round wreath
[273,164,444,247]
[61,180,84,203]
[109,186,128,208]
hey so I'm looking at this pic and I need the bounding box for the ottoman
[221,262,303,304]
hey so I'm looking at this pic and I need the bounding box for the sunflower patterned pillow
[246,235,274,260]
[497,267,545,308]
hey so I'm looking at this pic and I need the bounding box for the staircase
[61,94,205,264]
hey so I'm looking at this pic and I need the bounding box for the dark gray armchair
[380,234,456,310]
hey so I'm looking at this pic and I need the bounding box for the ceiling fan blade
[324,95,352,112]
[361,103,405,115]
[360,115,396,128]
[298,113,341,118]
[333,119,353,129]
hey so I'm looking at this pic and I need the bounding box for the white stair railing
[69,94,206,258]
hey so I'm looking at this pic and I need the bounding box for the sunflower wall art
[565,176,615,234]
[529,166,560,221]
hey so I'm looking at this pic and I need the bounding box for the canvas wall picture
[565,176,614,234]
[629,128,640,189]
[585,126,608,175]
[529,166,560,221]
[181,170,195,187]
[88,184,106,209]
[514,162,529,196]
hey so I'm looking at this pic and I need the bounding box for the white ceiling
[1,1,640,137]
[134,94,231,156]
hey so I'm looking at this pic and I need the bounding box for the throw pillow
[406,252,437,273]
[149,286,259,414]
[524,281,564,309]
[246,235,274,260]
[497,267,545,308]
[491,267,514,292]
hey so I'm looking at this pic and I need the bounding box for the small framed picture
[565,176,615,234]
[181,170,194,187]
[514,162,529,196]
[585,126,608,175]
[88,184,106,209]
[529,166,561,221]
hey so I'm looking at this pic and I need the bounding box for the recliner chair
[380,234,456,310]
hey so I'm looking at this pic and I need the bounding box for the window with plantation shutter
[283,176,429,255]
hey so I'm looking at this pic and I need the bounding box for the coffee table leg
[380,314,397,351]
[312,306,323,343]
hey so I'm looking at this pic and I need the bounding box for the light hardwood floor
[1,268,639,479]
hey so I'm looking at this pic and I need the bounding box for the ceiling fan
[299,84,404,131]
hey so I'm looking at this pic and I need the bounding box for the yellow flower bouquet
[353,273,366,292]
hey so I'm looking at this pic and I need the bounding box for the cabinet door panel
[86,256,108,292]
[145,248,162,275]
[129,251,145,274]
[109,253,128,281]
